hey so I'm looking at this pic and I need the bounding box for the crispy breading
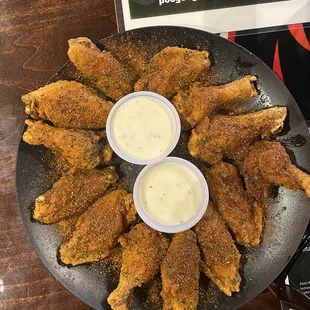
[135,47,210,99]
[59,190,136,266]
[188,107,287,164]
[33,167,118,223]
[194,203,241,296]
[68,37,132,101]
[102,35,150,84]
[242,141,310,201]
[108,223,169,310]
[23,120,112,169]
[22,80,113,129]
[206,162,263,247]
[173,76,257,130]
[161,230,200,310]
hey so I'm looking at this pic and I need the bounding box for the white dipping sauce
[138,162,202,226]
[111,96,176,160]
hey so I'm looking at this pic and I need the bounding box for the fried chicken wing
[161,230,200,310]
[188,107,287,164]
[173,76,258,130]
[98,129,114,164]
[68,37,132,101]
[134,47,211,99]
[58,215,80,242]
[23,120,112,169]
[33,167,118,223]
[205,162,263,247]
[22,80,113,129]
[194,202,241,296]
[102,36,150,84]
[242,141,310,201]
[59,190,136,266]
[108,223,169,310]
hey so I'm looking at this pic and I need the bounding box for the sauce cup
[106,91,181,165]
[133,157,209,233]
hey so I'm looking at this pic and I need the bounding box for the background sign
[118,0,310,34]
[128,0,285,19]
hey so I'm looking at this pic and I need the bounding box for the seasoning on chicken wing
[172,75,258,130]
[242,140,310,201]
[188,107,287,164]
[108,223,169,310]
[59,189,136,266]
[58,215,80,242]
[134,47,211,99]
[33,167,119,224]
[194,202,241,297]
[23,120,112,169]
[205,162,263,247]
[68,37,132,101]
[22,80,113,129]
[98,129,114,164]
[102,35,150,84]
[161,230,200,310]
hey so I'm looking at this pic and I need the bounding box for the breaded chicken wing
[102,36,150,84]
[33,167,118,223]
[242,141,310,201]
[58,215,80,242]
[188,107,287,164]
[23,120,112,169]
[108,223,169,310]
[22,80,113,129]
[68,37,132,101]
[173,76,258,130]
[143,277,163,309]
[134,47,211,99]
[59,190,136,266]
[161,230,200,310]
[205,162,263,247]
[194,202,241,297]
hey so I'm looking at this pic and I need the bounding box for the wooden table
[0,1,280,309]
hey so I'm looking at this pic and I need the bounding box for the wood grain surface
[0,1,280,309]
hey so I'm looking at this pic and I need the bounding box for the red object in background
[288,23,310,51]
[228,31,236,42]
[273,40,284,82]
[229,23,310,120]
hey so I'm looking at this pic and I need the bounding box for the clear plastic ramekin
[133,157,209,233]
[106,91,181,165]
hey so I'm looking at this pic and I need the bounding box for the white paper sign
[120,0,310,33]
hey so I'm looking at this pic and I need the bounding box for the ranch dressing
[111,96,176,161]
[138,161,202,226]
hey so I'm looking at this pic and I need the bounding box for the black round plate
[16,26,310,310]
